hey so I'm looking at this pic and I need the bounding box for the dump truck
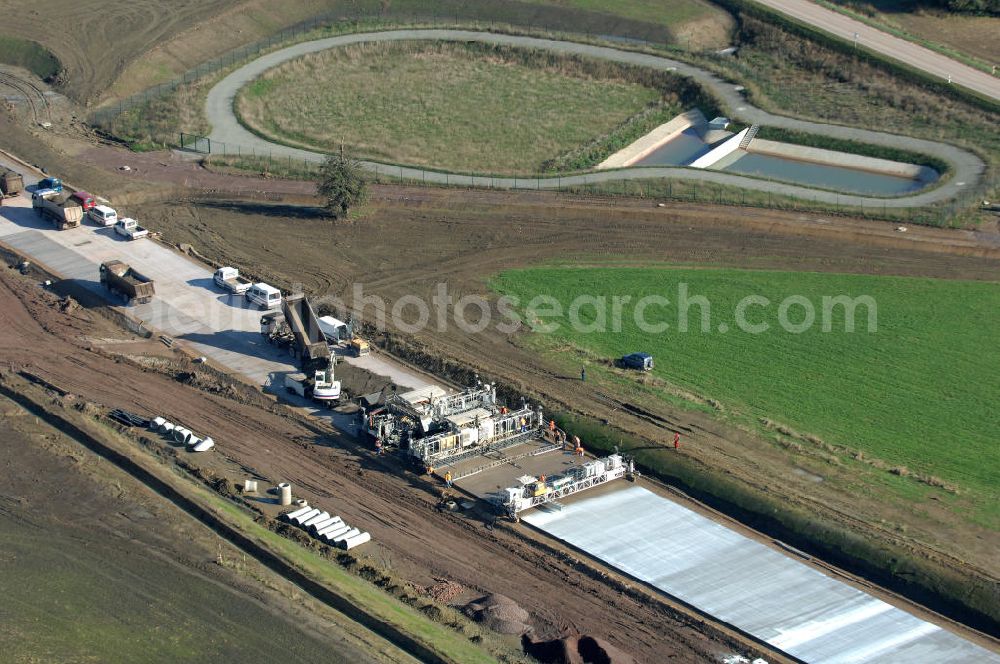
[282,293,331,370]
[32,190,83,229]
[214,266,252,294]
[99,260,155,304]
[1,169,23,198]
[114,217,148,240]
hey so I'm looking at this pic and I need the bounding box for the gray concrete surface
[750,0,1000,102]
[204,29,986,208]
[525,485,1000,663]
[0,160,437,400]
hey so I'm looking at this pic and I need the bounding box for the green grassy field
[540,0,718,26]
[492,266,1000,524]
[236,41,664,174]
[0,35,60,79]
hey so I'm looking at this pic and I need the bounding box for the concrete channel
[524,486,1000,663]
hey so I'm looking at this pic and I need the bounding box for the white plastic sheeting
[524,486,999,664]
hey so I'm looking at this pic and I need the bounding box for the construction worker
[575,443,585,457]
[374,437,383,455]
[427,465,434,476]
[673,432,680,450]
[519,417,527,432]
[445,471,452,488]
[549,420,556,431]
[539,474,546,484]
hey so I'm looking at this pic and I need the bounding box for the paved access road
[205,30,986,209]
[0,156,436,402]
[751,0,1000,102]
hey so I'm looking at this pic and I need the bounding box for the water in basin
[718,151,933,196]
[634,127,713,166]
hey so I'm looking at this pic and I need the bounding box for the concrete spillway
[523,486,998,663]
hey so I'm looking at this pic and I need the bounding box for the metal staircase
[739,124,761,150]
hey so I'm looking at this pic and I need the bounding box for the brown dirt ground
[124,171,1000,579]
[0,247,751,662]
[6,129,999,651]
[0,385,411,662]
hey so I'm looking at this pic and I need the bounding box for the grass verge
[237,41,667,175]
[0,35,61,80]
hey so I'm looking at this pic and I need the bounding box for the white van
[245,282,282,310]
[88,205,118,226]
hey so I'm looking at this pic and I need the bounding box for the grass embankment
[492,266,1000,528]
[711,16,998,199]
[237,41,684,175]
[108,0,733,99]
[0,35,60,79]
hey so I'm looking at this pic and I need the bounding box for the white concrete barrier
[690,128,749,169]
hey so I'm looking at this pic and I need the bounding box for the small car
[621,352,654,371]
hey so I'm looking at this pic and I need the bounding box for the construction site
[0,1,999,662]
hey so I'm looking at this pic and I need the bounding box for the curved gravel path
[205,29,986,208]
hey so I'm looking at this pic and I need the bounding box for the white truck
[213,266,252,294]
[88,205,117,226]
[114,217,149,240]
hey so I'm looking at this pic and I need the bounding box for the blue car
[621,353,654,371]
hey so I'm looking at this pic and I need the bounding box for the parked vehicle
[114,217,148,240]
[1,169,23,197]
[37,177,62,192]
[99,260,155,304]
[246,282,282,310]
[213,266,252,294]
[318,315,349,343]
[351,337,370,356]
[88,205,118,226]
[620,352,654,371]
[69,190,96,211]
[32,190,83,229]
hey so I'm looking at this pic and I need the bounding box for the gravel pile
[463,593,531,634]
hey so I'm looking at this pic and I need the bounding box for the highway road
[751,0,1000,102]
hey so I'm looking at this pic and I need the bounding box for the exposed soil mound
[522,633,638,664]
[463,593,531,634]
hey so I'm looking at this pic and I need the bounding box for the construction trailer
[261,294,340,404]
[493,453,634,519]
[366,381,547,466]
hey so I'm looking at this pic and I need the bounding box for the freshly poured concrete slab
[524,486,998,663]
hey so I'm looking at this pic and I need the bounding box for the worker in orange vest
[673,432,680,450]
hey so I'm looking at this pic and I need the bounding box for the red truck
[69,191,96,211]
